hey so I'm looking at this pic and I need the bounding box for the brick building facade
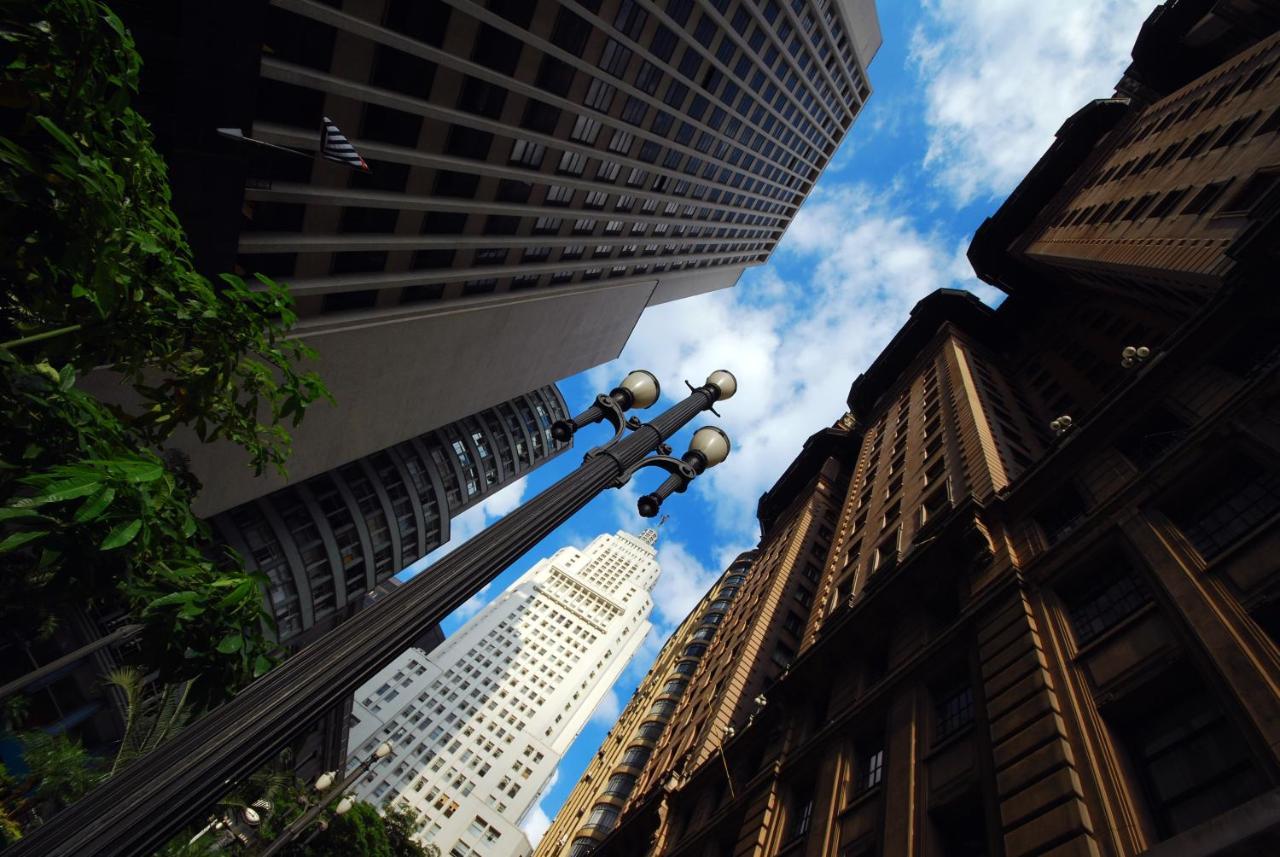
[538,3,1280,856]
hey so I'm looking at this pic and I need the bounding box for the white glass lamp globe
[688,426,731,468]
[618,370,660,409]
[705,370,737,401]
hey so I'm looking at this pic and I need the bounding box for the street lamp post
[258,742,393,857]
[10,370,736,857]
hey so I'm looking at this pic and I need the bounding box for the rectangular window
[1112,679,1267,838]
[857,744,884,792]
[569,115,601,145]
[934,685,973,741]
[1062,565,1151,647]
[1165,457,1280,560]
[508,139,545,169]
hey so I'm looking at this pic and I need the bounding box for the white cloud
[652,540,721,628]
[910,0,1156,204]
[450,583,492,623]
[593,184,998,549]
[520,769,560,846]
[589,687,621,726]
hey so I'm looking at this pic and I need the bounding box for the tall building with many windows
[116,0,882,513]
[537,424,854,857]
[211,384,571,647]
[346,530,663,857]
[541,5,1280,857]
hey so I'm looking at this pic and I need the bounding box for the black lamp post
[9,369,736,857]
[257,741,394,857]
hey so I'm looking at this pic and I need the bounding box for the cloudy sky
[400,0,1157,845]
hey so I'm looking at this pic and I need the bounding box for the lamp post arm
[10,382,726,857]
[258,756,380,857]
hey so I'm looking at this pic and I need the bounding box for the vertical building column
[881,687,923,857]
[978,588,1099,857]
[357,457,403,575]
[1119,513,1280,758]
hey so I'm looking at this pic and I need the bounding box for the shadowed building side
[211,384,571,648]
[115,0,883,513]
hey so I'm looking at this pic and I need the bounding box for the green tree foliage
[0,0,330,700]
[0,0,328,467]
[15,732,99,815]
[102,667,192,776]
[383,800,433,857]
[305,802,393,857]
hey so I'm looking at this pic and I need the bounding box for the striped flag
[320,116,370,172]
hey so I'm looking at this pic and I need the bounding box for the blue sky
[399,0,1156,843]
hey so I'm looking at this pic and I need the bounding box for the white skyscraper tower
[347,529,662,857]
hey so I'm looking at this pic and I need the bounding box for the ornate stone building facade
[539,3,1280,856]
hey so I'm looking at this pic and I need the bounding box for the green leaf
[253,655,273,678]
[216,634,244,655]
[0,507,42,521]
[116,460,163,482]
[100,519,141,550]
[144,591,199,611]
[18,475,102,506]
[0,530,48,553]
[218,580,254,608]
[33,115,80,155]
[73,486,115,522]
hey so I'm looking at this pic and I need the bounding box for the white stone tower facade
[347,530,661,857]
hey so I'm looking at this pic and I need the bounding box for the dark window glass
[1062,566,1152,646]
[934,685,973,741]
[256,79,324,127]
[495,180,533,204]
[471,24,522,75]
[339,206,397,233]
[444,125,494,160]
[1113,680,1267,838]
[263,6,336,71]
[462,278,497,295]
[322,290,378,313]
[371,45,436,99]
[400,283,444,303]
[535,56,576,97]
[456,76,508,119]
[550,7,592,54]
[350,160,410,193]
[1115,406,1188,468]
[857,744,884,792]
[384,0,450,46]
[1166,457,1280,560]
[487,0,533,28]
[1036,485,1088,546]
[411,249,455,269]
[361,104,422,147]
[520,99,561,135]
[484,215,521,236]
[433,170,479,198]
[331,251,388,274]
[420,211,467,234]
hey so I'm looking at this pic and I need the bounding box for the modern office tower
[537,426,855,857]
[345,530,663,857]
[115,0,882,513]
[542,7,1280,857]
[210,385,571,647]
